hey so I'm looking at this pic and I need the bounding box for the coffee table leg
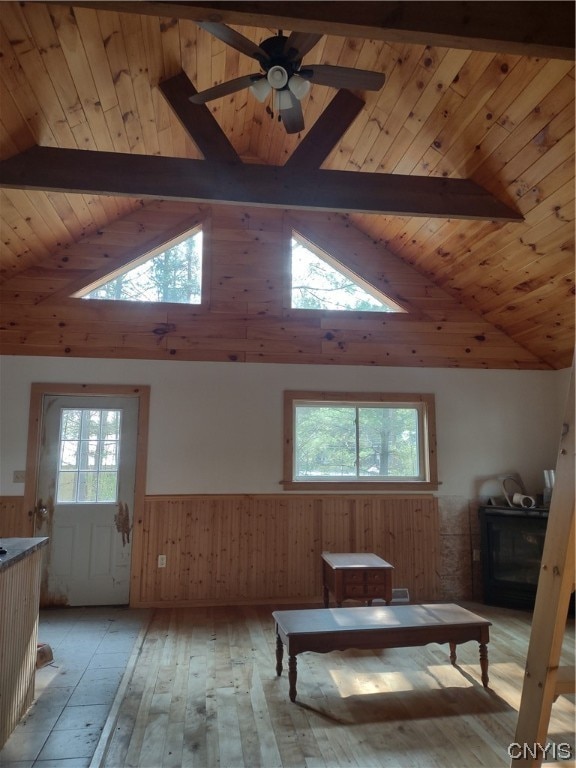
[479,643,489,688]
[275,635,283,676]
[385,577,392,605]
[323,585,329,608]
[288,655,298,702]
[449,641,457,666]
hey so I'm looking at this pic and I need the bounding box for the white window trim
[282,390,438,492]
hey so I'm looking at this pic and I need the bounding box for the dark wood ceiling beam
[160,75,362,170]
[158,73,240,163]
[61,2,575,60]
[285,90,365,171]
[0,146,523,222]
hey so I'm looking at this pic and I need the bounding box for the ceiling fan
[189,23,386,134]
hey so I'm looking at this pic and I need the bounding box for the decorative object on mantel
[188,25,385,133]
[543,469,556,507]
[501,475,537,509]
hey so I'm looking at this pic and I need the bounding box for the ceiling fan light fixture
[274,88,293,112]
[288,74,311,100]
[267,65,289,90]
[250,77,272,102]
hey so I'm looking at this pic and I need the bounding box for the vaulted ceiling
[0,1,574,369]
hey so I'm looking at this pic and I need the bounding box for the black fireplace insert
[479,505,549,610]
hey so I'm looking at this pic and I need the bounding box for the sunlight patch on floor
[327,668,437,697]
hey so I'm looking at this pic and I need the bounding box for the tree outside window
[283,391,438,491]
[291,235,401,312]
[82,230,202,304]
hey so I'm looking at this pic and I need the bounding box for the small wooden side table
[321,552,394,607]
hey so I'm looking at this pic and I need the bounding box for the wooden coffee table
[273,603,491,702]
[321,552,394,607]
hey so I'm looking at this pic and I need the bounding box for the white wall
[0,355,570,500]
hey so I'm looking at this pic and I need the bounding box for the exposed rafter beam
[160,73,362,171]
[0,146,523,221]
[158,73,240,163]
[285,90,365,171]
[60,2,575,60]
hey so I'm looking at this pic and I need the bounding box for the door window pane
[57,472,78,502]
[56,408,122,503]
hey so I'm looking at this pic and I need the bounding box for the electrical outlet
[13,470,26,483]
[157,554,166,568]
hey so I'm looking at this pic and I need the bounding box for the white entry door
[34,394,139,606]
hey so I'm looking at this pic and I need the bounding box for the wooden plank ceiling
[0,1,574,369]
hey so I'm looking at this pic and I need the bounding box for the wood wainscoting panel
[132,494,440,607]
[0,497,31,537]
[353,495,441,599]
[0,545,44,748]
[319,496,356,553]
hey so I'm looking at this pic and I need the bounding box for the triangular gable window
[78,228,203,304]
[291,232,404,313]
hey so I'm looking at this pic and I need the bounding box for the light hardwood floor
[95,603,575,768]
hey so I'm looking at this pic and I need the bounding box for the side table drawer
[343,571,364,585]
[345,585,369,598]
[367,571,389,585]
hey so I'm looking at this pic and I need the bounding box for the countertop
[0,537,49,572]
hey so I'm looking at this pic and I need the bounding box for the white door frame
[23,383,150,607]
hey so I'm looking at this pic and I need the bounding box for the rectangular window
[56,408,122,503]
[283,391,438,491]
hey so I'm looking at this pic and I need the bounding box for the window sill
[281,480,439,492]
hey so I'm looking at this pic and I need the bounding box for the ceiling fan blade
[189,74,262,104]
[280,96,305,135]
[303,65,385,91]
[197,22,270,63]
[283,31,323,61]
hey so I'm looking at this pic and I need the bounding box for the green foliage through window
[291,235,399,312]
[283,391,438,490]
[295,403,420,480]
[57,408,121,503]
[82,229,202,304]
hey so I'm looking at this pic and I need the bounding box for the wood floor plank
[247,666,284,768]
[139,693,170,768]
[203,618,220,768]
[97,603,575,768]
[216,686,245,767]
[182,651,210,767]
[162,721,185,768]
